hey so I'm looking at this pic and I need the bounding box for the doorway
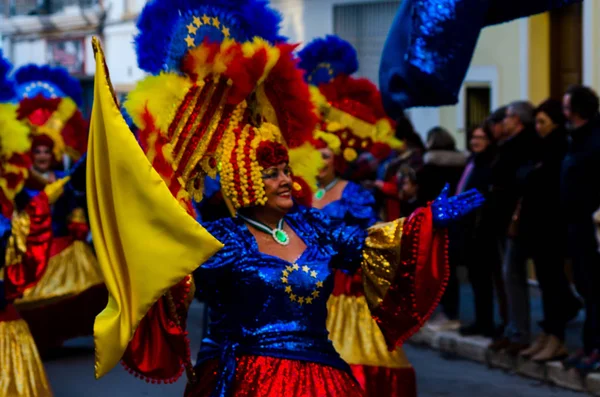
[550,2,582,99]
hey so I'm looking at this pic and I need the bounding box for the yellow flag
[87,38,223,379]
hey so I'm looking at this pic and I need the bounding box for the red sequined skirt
[184,355,364,397]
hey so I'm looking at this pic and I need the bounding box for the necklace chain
[238,214,290,246]
[315,178,339,200]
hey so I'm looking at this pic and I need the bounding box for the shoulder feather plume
[14,64,83,106]
[298,35,358,85]
[135,0,283,74]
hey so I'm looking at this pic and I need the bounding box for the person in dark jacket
[420,127,467,332]
[454,122,502,337]
[561,85,600,374]
[489,101,541,355]
[513,99,582,362]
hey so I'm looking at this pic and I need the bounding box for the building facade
[2,0,600,147]
[0,0,147,116]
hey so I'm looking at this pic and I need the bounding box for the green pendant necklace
[238,214,290,246]
[315,178,339,200]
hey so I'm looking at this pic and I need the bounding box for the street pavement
[44,300,584,397]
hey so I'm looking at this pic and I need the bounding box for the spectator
[487,106,509,142]
[420,127,466,332]
[454,122,500,337]
[399,168,423,218]
[488,101,540,355]
[510,99,582,362]
[561,85,600,374]
[419,126,467,202]
[373,113,425,221]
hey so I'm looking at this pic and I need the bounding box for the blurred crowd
[364,84,600,375]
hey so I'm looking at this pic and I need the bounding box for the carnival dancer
[0,50,53,397]
[299,36,418,397]
[10,64,105,353]
[87,1,484,396]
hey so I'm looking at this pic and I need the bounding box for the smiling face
[32,145,53,173]
[261,162,294,214]
[317,147,336,183]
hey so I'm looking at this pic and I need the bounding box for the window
[333,1,400,86]
[465,86,491,145]
[7,0,97,16]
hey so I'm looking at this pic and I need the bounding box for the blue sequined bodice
[194,206,365,371]
[320,181,378,229]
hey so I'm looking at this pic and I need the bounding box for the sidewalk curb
[409,328,600,395]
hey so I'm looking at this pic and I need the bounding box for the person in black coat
[489,101,541,355]
[515,99,582,362]
[561,85,600,374]
[454,122,504,337]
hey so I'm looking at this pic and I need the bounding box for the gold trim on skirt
[0,317,53,397]
[16,241,103,309]
[327,294,411,369]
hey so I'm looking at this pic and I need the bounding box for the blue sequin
[194,206,365,397]
[431,185,484,228]
[318,181,379,230]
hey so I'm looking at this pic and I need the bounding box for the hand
[431,184,484,228]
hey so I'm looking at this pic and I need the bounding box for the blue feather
[135,0,284,74]
[0,49,16,102]
[298,35,359,85]
[13,64,83,106]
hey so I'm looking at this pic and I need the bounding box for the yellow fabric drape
[88,37,223,379]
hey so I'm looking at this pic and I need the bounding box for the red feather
[264,44,317,149]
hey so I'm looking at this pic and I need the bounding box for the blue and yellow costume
[300,36,418,397]
[85,1,483,396]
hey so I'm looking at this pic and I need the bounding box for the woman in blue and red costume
[299,36,418,397]
[9,64,105,354]
[86,1,484,396]
[0,50,54,396]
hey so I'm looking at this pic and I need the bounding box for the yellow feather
[289,143,324,193]
[0,103,31,158]
[124,73,192,134]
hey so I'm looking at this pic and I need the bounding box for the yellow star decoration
[222,27,231,38]
[212,17,220,28]
[185,35,195,48]
[187,23,198,35]
[193,16,202,26]
[202,14,211,24]
[281,264,324,306]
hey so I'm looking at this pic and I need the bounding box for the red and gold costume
[0,50,53,397]
[10,64,104,352]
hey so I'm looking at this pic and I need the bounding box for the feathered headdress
[0,51,31,217]
[14,64,88,161]
[125,0,320,210]
[299,36,402,176]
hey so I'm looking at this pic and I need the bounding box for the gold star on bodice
[281,263,324,306]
